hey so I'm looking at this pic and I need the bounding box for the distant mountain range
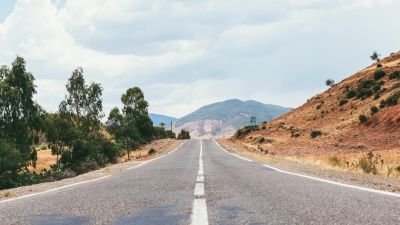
[173,99,291,137]
[149,113,177,128]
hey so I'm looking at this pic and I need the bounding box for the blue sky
[0,0,15,22]
[0,0,400,118]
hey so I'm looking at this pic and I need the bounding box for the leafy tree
[325,79,335,87]
[0,57,46,188]
[177,129,191,139]
[59,68,104,138]
[370,51,380,62]
[159,122,165,127]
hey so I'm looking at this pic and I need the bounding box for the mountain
[150,113,177,127]
[173,99,291,137]
[230,51,400,172]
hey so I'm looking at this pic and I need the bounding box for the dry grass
[3,191,14,198]
[29,148,57,172]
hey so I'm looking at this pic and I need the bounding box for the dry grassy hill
[230,51,400,177]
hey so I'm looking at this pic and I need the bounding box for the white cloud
[0,0,400,118]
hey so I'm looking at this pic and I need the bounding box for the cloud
[0,0,400,117]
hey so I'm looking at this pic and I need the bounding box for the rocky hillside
[174,99,291,137]
[230,51,400,176]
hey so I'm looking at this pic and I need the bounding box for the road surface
[0,139,399,225]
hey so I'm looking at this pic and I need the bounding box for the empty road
[0,139,399,225]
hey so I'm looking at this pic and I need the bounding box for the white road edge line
[0,140,188,204]
[213,139,400,198]
[127,140,187,170]
[0,175,111,204]
[191,140,209,225]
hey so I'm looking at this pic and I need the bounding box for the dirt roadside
[0,139,183,201]
[217,139,400,193]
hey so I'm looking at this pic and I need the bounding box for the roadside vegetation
[0,57,181,190]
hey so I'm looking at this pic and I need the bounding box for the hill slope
[174,99,291,137]
[150,113,177,128]
[230,51,400,177]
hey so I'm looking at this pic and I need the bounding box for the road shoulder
[0,139,183,201]
[217,138,400,193]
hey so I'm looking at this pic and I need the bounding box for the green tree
[177,129,191,139]
[325,79,335,87]
[0,57,45,188]
[60,68,104,138]
[370,51,380,62]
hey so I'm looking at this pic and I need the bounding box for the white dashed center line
[191,140,209,225]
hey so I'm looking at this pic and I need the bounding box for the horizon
[1,0,400,118]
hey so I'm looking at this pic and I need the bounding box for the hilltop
[174,99,291,137]
[229,51,400,177]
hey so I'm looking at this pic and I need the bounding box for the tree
[325,79,335,87]
[0,57,45,187]
[370,51,380,62]
[177,129,191,139]
[159,122,165,128]
[60,68,104,138]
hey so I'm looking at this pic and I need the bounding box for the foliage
[257,137,265,143]
[177,129,191,139]
[370,106,379,115]
[148,148,156,155]
[389,71,400,80]
[235,125,259,137]
[358,152,381,175]
[0,57,46,189]
[310,130,322,138]
[373,70,385,80]
[359,114,368,123]
[325,79,335,87]
[370,51,380,62]
[339,99,348,106]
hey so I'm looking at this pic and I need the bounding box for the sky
[0,0,399,118]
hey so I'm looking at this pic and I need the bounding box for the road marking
[127,140,187,170]
[214,140,254,162]
[191,140,209,225]
[0,140,188,204]
[214,140,400,198]
[0,175,111,204]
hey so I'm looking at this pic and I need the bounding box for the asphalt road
[0,139,399,225]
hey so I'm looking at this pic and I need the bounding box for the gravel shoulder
[0,138,183,201]
[217,138,400,193]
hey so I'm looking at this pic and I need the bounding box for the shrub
[310,130,322,138]
[177,129,191,139]
[373,84,381,92]
[235,125,259,137]
[257,137,265,144]
[328,156,341,167]
[385,92,400,106]
[325,79,335,87]
[358,152,381,175]
[373,70,385,80]
[316,104,321,110]
[396,166,400,173]
[148,148,156,155]
[359,114,368,123]
[346,90,357,99]
[339,99,348,106]
[389,71,400,80]
[377,64,382,68]
[370,106,379,115]
[291,132,300,138]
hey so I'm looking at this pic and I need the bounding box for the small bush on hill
[385,92,400,106]
[339,99,348,106]
[346,90,357,99]
[389,71,400,80]
[310,130,322,138]
[370,106,379,115]
[257,137,265,144]
[148,148,156,155]
[235,125,259,137]
[373,70,385,80]
[358,152,381,175]
[359,114,368,123]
